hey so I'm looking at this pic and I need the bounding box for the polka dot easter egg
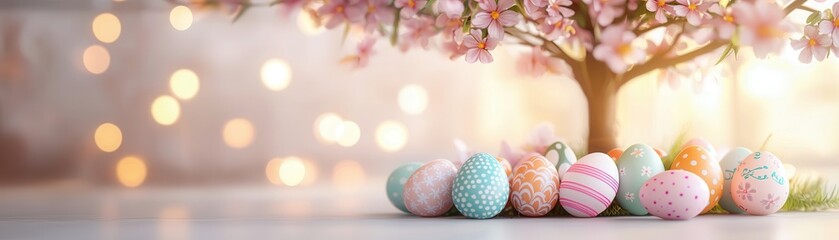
[510,155,559,217]
[670,146,723,214]
[680,138,718,161]
[616,144,665,215]
[452,153,510,219]
[731,151,789,215]
[386,162,422,213]
[543,141,577,179]
[559,153,619,218]
[639,170,710,220]
[402,159,458,217]
[719,147,752,214]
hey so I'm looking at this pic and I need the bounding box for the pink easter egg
[558,153,619,218]
[402,159,458,217]
[731,151,789,215]
[639,170,710,220]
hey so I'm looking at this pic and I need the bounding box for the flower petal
[498,10,520,26]
[465,48,481,63]
[472,12,493,28]
[497,0,515,10]
[478,49,494,63]
[798,47,813,63]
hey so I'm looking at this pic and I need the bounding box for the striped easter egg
[558,153,619,218]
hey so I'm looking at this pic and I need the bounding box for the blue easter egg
[452,153,510,219]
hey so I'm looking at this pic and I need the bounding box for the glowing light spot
[280,156,306,187]
[169,6,193,31]
[333,160,365,190]
[740,60,788,98]
[94,123,122,152]
[83,45,110,74]
[151,95,181,126]
[301,159,319,186]
[314,113,343,143]
[261,59,292,91]
[398,84,428,115]
[223,118,255,148]
[336,121,360,147]
[116,156,147,188]
[297,10,323,35]
[375,120,408,152]
[92,13,121,43]
[169,69,200,100]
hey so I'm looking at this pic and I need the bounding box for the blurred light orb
[151,95,181,126]
[375,121,408,152]
[92,13,121,43]
[280,157,306,187]
[336,121,360,147]
[261,59,292,91]
[740,60,787,98]
[332,160,365,189]
[94,123,123,152]
[83,45,110,74]
[296,11,323,35]
[314,113,343,143]
[398,84,428,115]
[169,5,193,31]
[301,159,319,186]
[116,156,147,188]
[266,158,283,185]
[170,69,200,100]
[223,118,255,148]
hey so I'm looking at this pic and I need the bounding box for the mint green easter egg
[616,144,665,215]
[386,162,422,213]
[452,153,510,219]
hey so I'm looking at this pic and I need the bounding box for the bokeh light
[261,59,292,91]
[314,113,343,143]
[301,159,319,186]
[223,118,255,148]
[375,120,408,152]
[332,160,365,190]
[83,45,110,74]
[169,5,193,31]
[296,10,323,36]
[92,13,121,43]
[266,157,283,185]
[336,120,360,147]
[151,95,181,126]
[116,156,147,188]
[279,156,306,187]
[740,59,788,98]
[169,69,200,100]
[94,123,122,152]
[397,84,428,115]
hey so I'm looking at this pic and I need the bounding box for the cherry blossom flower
[524,0,549,20]
[583,0,625,26]
[472,0,520,39]
[318,0,365,29]
[435,14,464,43]
[399,17,436,51]
[341,37,377,68]
[673,0,711,26]
[362,0,395,33]
[593,25,644,73]
[709,5,736,40]
[516,46,570,77]
[441,39,467,60]
[546,0,575,24]
[818,2,839,45]
[395,0,428,18]
[791,25,831,63]
[538,18,575,40]
[732,0,788,58]
[435,0,464,18]
[645,0,674,23]
[463,29,499,63]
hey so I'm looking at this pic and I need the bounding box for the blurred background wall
[0,0,838,188]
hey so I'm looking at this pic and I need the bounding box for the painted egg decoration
[402,159,458,217]
[670,146,723,214]
[731,151,789,215]
[543,141,577,179]
[607,148,623,161]
[510,155,559,217]
[616,144,665,215]
[680,138,718,161]
[386,162,423,213]
[639,170,710,220]
[718,147,752,214]
[452,153,510,219]
[495,156,513,180]
[559,153,619,218]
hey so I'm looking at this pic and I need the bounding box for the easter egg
[559,153,619,218]
[386,162,422,213]
[452,153,510,219]
[510,155,559,217]
[731,151,789,215]
[639,170,710,220]
[616,144,665,215]
[670,146,723,214]
[495,156,513,180]
[543,141,577,179]
[654,148,667,158]
[680,138,718,161]
[719,147,752,214]
[607,148,623,161]
[402,159,458,217]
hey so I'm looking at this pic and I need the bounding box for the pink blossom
[363,0,395,33]
[645,0,674,23]
[526,122,560,154]
[500,140,528,168]
[463,29,499,63]
[708,5,736,40]
[341,37,377,68]
[672,0,711,26]
[818,2,839,46]
[583,0,624,26]
[791,25,831,63]
[517,46,552,77]
[398,17,436,51]
[538,18,575,40]
[318,0,365,29]
[546,0,575,24]
[395,0,428,18]
[593,25,644,73]
[436,0,464,18]
[472,0,520,39]
[441,39,467,60]
[732,0,787,58]
[524,0,549,19]
[436,14,464,43]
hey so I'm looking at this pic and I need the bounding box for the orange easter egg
[670,146,723,214]
[495,156,513,180]
[510,155,559,217]
[608,148,623,161]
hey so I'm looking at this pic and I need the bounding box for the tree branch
[505,27,585,80]
[784,0,809,15]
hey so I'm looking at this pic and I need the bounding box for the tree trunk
[584,69,620,153]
